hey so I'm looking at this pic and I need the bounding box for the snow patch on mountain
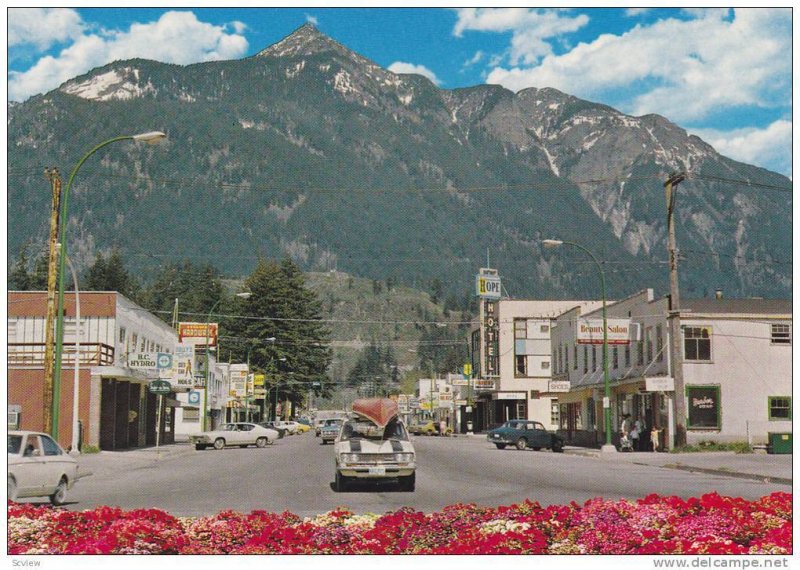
[62,68,155,101]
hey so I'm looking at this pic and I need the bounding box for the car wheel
[195,443,208,451]
[552,441,565,453]
[50,477,68,506]
[399,472,415,492]
[213,438,226,450]
[334,471,349,492]
[494,443,507,450]
[8,476,17,502]
[256,437,268,448]
[515,437,528,450]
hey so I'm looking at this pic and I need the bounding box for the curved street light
[51,132,167,440]
[543,239,616,453]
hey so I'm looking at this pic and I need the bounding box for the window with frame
[684,326,712,361]
[646,327,654,362]
[656,325,664,362]
[586,398,596,429]
[558,345,563,373]
[551,401,560,426]
[516,355,527,376]
[514,319,527,339]
[637,339,644,365]
[624,343,631,367]
[771,324,791,345]
[591,346,597,372]
[573,345,578,370]
[583,346,588,373]
[182,408,200,422]
[768,397,791,420]
[119,327,126,343]
[564,345,569,371]
[541,360,550,370]
[612,347,619,369]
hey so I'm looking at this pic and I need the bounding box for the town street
[57,434,790,517]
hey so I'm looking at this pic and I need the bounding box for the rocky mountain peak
[256,23,355,60]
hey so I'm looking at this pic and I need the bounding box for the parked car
[486,420,565,452]
[293,421,311,434]
[272,420,301,435]
[319,418,344,445]
[189,422,279,450]
[334,416,416,492]
[8,431,79,505]
[408,420,452,436]
[259,421,287,438]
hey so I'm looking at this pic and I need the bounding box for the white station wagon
[8,431,79,505]
[189,422,280,450]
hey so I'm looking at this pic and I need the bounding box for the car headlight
[340,453,360,463]
[394,453,415,463]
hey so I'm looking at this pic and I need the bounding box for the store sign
[645,376,675,392]
[548,380,571,392]
[475,275,502,300]
[128,352,159,370]
[179,322,218,347]
[576,318,633,345]
[172,344,195,388]
[408,397,420,409]
[687,386,719,428]
[473,379,496,390]
[494,392,526,400]
[148,379,172,395]
[230,369,247,398]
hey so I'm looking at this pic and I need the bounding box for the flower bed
[8,492,791,555]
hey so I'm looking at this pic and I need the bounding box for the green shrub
[670,441,752,453]
[80,444,101,454]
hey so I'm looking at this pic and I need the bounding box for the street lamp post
[58,247,82,455]
[203,292,251,432]
[51,131,166,440]
[543,239,616,453]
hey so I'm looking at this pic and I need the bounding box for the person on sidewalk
[650,425,662,452]
[629,418,641,451]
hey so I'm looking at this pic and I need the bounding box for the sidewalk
[563,446,792,485]
[75,438,195,480]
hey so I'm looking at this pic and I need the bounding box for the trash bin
[466,421,473,432]
[767,432,792,454]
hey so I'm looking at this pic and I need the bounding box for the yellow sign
[254,373,265,387]
[463,363,472,376]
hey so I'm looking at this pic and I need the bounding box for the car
[486,420,565,452]
[8,431,79,505]
[293,421,311,434]
[259,421,287,438]
[334,416,416,492]
[189,422,279,450]
[319,418,344,445]
[314,418,327,437]
[272,420,301,435]
[408,419,452,436]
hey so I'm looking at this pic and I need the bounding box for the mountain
[7,24,792,299]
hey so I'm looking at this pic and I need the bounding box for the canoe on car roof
[351,398,399,428]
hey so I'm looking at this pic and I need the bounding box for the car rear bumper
[339,467,415,479]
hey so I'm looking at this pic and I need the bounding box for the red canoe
[351,398,399,428]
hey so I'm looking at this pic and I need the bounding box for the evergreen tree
[85,252,108,291]
[9,242,32,290]
[84,247,141,300]
[30,251,50,290]
[141,260,225,325]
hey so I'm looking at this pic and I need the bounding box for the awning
[164,398,183,408]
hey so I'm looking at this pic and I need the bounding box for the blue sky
[7,7,792,176]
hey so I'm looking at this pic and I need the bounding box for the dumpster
[767,432,792,454]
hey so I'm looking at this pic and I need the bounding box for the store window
[684,327,712,361]
[586,398,596,430]
[551,401,560,426]
[768,397,791,420]
[612,347,618,369]
[686,385,720,429]
[771,324,791,345]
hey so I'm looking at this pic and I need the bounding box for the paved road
[60,433,790,517]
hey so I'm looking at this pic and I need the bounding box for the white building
[550,292,792,449]
[470,298,603,432]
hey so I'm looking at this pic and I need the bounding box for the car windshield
[503,421,523,429]
[340,419,408,441]
[324,419,342,427]
[8,435,22,454]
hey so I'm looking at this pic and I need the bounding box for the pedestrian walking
[650,425,662,452]
[629,418,641,451]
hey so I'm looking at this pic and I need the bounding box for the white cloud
[625,9,650,17]
[691,120,792,177]
[8,11,249,101]
[464,50,485,67]
[305,14,319,26]
[388,62,442,86]
[483,8,790,123]
[8,8,84,50]
[453,8,589,65]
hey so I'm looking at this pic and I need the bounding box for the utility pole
[43,168,62,435]
[665,172,687,448]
